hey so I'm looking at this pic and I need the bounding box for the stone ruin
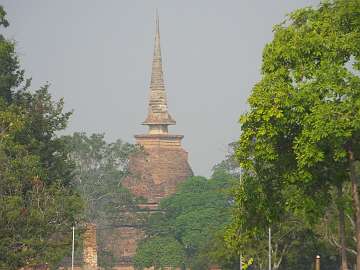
[79,13,193,270]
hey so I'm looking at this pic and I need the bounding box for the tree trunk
[337,184,349,270]
[348,147,360,270]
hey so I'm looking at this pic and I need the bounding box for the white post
[269,227,271,270]
[315,255,320,270]
[239,253,242,270]
[72,226,75,270]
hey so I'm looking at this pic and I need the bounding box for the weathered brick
[83,223,97,269]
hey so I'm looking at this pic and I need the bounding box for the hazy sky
[2,0,319,176]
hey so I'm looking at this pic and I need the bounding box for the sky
[2,0,319,176]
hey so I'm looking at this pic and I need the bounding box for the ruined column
[83,223,97,270]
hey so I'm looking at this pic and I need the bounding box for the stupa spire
[143,12,176,134]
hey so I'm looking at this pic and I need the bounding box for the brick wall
[83,223,97,269]
[123,141,193,203]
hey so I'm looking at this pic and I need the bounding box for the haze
[2,0,319,176]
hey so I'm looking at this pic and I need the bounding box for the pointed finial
[156,9,159,32]
[154,9,161,60]
[142,11,176,131]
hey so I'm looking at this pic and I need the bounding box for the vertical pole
[269,227,271,270]
[239,253,242,270]
[315,255,320,270]
[72,226,75,270]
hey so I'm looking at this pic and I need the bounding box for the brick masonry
[108,13,194,269]
[123,135,193,204]
[83,224,98,269]
[107,134,193,268]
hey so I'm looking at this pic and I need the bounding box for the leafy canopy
[0,6,83,269]
[134,171,238,270]
[63,132,140,224]
[228,0,360,269]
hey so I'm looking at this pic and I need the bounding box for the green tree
[0,88,83,270]
[228,0,360,269]
[63,132,139,224]
[0,7,83,269]
[63,132,142,269]
[134,173,238,270]
[0,6,23,103]
[134,236,185,270]
[226,171,341,270]
[316,185,356,265]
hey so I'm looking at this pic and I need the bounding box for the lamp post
[72,226,75,270]
[269,227,271,270]
[239,253,242,270]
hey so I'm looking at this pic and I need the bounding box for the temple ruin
[104,13,193,270]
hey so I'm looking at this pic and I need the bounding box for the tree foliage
[134,171,238,270]
[228,0,360,269]
[134,236,185,270]
[63,132,145,269]
[63,132,140,224]
[0,7,83,269]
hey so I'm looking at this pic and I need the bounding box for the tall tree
[63,132,142,269]
[63,132,140,225]
[0,7,83,269]
[228,0,360,269]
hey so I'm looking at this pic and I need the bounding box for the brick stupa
[122,13,193,207]
[103,14,193,270]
